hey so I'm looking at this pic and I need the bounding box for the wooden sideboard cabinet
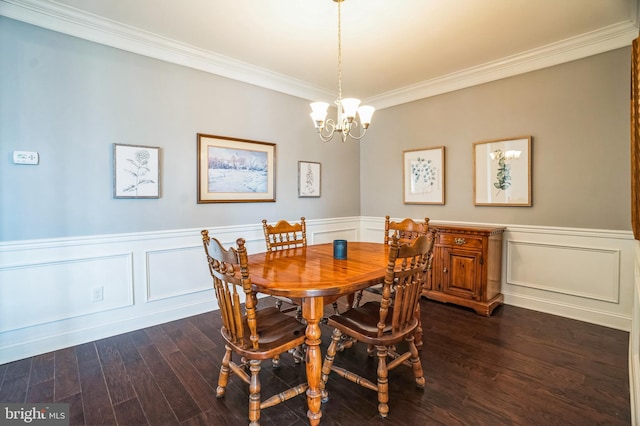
[423,224,505,316]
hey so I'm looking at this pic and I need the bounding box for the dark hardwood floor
[0,296,631,425]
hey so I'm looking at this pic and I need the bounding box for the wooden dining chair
[261,217,306,318]
[352,215,431,308]
[321,233,436,419]
[262,217,307,252]
[201,231,307,426]
[262,217,342,320]
[384,215,430,245]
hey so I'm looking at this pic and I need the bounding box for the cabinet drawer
[438,234,483,250]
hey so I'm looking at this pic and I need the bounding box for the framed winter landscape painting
[473,136,532,206]
[197,134,276,203]
[403,146,445,204]
[298,161,321,197]
[113,143,160,199]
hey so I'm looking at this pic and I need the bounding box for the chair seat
[326,301,418,346]
[221,307,307,359]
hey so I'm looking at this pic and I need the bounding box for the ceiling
[1,0,638,109]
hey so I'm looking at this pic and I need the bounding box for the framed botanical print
[473,136,532,206]
[298,161,321,197]
[403,146,445,204]
[113,143,160,199]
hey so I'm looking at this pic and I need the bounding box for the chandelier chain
[309,0,374,142]
[337,0,342,100]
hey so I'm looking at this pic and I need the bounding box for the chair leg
[216,345,232,398]
[407,336,425,388]
[414,304,423,351]
[346,293,355,309]
[288,346,304,364]
[354,290,363,307]
[332,301,340,315]
[321,328,343,402]
[375,345,390,418]
[248,359,261,426]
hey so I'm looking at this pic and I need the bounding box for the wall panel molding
[507,240,621,303]
[0,253,134,332]
[502,225,634,331]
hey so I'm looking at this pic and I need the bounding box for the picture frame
[473,136,532,206]
[298,161,321,197]
[403,146,445,204]
[197,133,276,203]
[113,143,160,199]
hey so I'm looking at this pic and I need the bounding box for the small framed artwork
[298,161,321,197]
[113,143,160,199]
[473,136,532,206]
[403,146,445,204]
[197,133,276,203]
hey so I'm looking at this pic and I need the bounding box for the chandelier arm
[341,120,369,140]
[317,120,337,142]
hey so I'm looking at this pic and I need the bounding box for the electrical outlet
[91,286,104,302]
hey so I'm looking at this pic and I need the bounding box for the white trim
[0,0,637,109]
[368,22,638,109]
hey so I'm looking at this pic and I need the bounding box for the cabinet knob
[454,238,466,245]
[443,267,448,274]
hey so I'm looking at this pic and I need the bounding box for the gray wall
[1,17,632,241]
[361,47,631,231]
[0,17,361,241]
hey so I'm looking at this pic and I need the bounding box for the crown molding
[1,0,638,110]
[0,0,335,102]
[366,21,638,109]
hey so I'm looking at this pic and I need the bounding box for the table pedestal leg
[302,297,323,425]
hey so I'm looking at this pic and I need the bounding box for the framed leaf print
[473,136,532,206]
[403,146,445,204]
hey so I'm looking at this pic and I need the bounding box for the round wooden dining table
[246,241,389,425]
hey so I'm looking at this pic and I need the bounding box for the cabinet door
[441,247,482,300]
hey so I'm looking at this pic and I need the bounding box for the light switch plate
[13,151,39,165]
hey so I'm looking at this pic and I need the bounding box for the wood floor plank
[29,352,54,386]
[58,391,85,425]
[53,347,80,402]
[76,344,117,425]
[161,349,220,413]
[95,336,136,405]
[124,357,180,425]
[113,398,149,426]
[137,343,200,422]
[25,379,54,403]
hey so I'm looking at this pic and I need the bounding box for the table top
[247,242,389,299]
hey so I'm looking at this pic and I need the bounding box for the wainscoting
[0,217,362,365]
[0,217,636,389]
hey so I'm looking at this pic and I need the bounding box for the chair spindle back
[379,234,435,337]
[262,217,307,251]
[201,231,258,350]
[384,215,430,245]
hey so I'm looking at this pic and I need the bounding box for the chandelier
[309,0,375,142]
